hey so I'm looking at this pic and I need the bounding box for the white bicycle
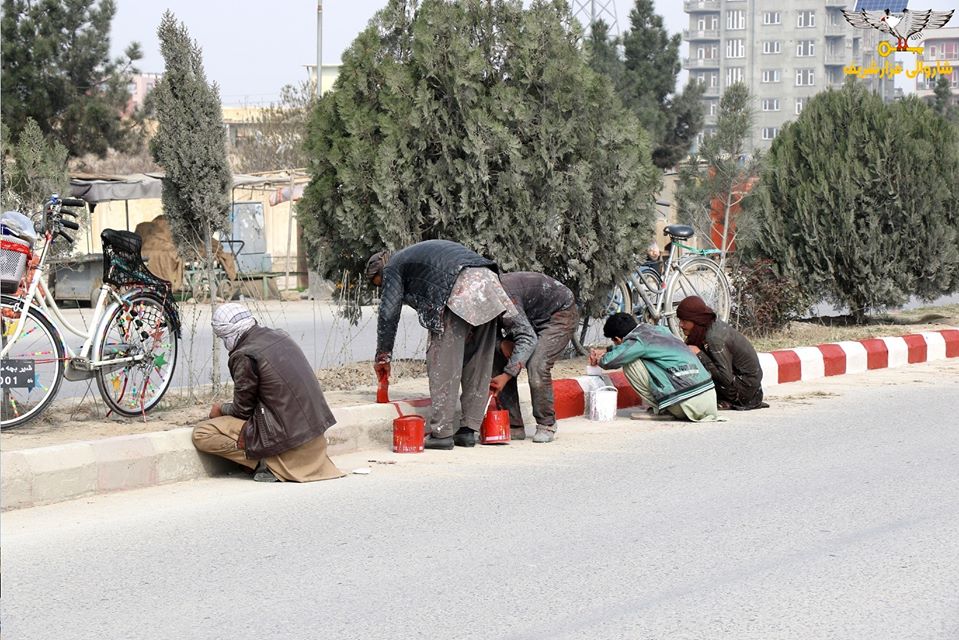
[1,195,181,428]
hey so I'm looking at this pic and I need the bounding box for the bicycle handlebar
[58,197,86,207]
[61,219,79,231]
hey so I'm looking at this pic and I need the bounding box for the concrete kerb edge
[3,328,957,511]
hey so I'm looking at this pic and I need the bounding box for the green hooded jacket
[599,323,714,410]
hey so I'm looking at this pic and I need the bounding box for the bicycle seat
[101,229,143,256]
[663,224,694,239]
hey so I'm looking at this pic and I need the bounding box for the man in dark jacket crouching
[192,303,345,482]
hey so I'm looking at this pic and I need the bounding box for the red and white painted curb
[552,328,959,420]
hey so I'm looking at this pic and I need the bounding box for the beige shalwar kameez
[193,415,345,482]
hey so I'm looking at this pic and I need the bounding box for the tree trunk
[720,185,734,271]
[204,223,220,392]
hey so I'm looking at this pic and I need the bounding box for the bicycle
[572,224,731,353]
[1,195,181,428]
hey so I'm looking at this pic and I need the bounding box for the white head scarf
[212,303,257,352]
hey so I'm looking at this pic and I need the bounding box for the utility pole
[316,0,323,97]
[570,0,619,36]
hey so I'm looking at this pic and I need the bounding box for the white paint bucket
[586,385,618,422]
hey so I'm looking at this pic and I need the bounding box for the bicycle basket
[101,229,181,337]
[1,235,31,294]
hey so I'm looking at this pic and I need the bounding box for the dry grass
[749,305,958,352]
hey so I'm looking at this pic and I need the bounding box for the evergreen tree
[587,0,701,169]
[586,20,624,89]
[744,84,959,319]
[676,83,759,266]
[150,11,231,387]
[0,119,69,213]
[1,0,142,157]
[931,75,959,124]
[655,81,706,169]
[299,0,660,316]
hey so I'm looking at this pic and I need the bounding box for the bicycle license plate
[1,359,36,389]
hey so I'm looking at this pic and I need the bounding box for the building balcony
[703,113,718,126]
[683,28,721,41]
[683,0,719,13]
[824,51,848,65]
[824,0,849,6]
[824,23,848,37]
[683,57,721,69]
[703,86,720,97]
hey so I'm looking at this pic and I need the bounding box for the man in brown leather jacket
[192,304,345,482]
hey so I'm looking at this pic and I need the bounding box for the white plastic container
[585,365,604,376]
[586,385,618,422]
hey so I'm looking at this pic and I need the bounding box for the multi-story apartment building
[682,1,893,150]
[915,26,959,104]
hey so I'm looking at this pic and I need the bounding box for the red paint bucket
[480,395,511,445]
[393,414,425,453]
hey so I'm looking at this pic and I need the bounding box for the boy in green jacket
[589,313,721,422]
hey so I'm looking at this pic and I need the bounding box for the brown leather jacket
[222,325,336,459]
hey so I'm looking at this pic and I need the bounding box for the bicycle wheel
[0,297,65,428]
[628,267,664,324]
[663,258,731,338]
[95,292,179,416]
[602,278,634,316]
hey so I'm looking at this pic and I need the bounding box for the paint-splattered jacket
[375,240,496,361]
[498,272,574,376]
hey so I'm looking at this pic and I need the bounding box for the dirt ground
[2,309,954,452]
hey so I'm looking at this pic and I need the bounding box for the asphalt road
[51,299,609,399]
[3,361,959,639]
[52,299,432,398]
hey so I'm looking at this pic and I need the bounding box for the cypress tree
[744,84,959,318]
[299,0,660,316]
[150,11,231,387]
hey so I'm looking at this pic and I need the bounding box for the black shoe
[453,427,476,448]
[424,434,455,450]
[253,461,278,482]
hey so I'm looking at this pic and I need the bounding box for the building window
[726,67,744,86]
[709,16,718,30]
[697,46,705,59]
[694,73,706,86]
[726,39,745,59]
[796,40,815,57]
[697,17,706,30]
[761,98,780,112]
[709,102,718,116]
[797,11,815,28]
[761,69,781,83]
[761,127,779,140]
[762,40,782,55]
[762,11,781,26]
[795,98,805,115]
[796,68,815,86]
[709,72,719,88]
[726,9,746,30]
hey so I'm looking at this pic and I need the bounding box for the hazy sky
[110,1,955,107]
[110,0,685,106]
